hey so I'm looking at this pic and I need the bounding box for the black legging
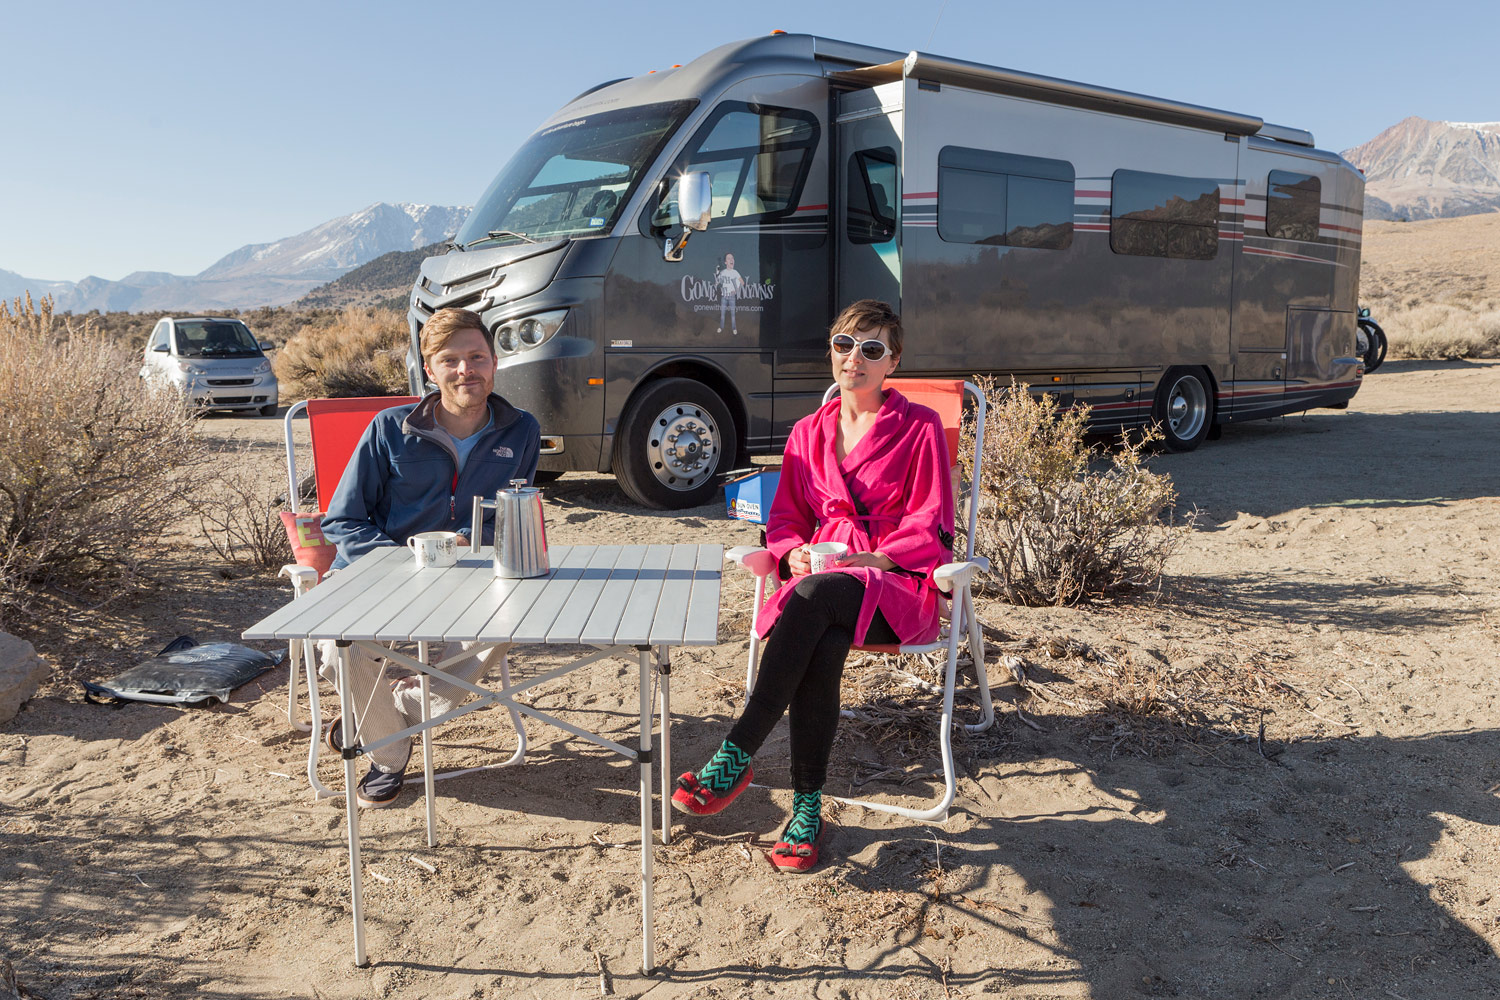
[725,572,898,792]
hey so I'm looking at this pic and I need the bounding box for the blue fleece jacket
[322,391,541,570]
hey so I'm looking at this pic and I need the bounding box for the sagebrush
[959,378,1192,606]
[0,294,206,626]
[197,444,293,572]
[272,305,410,400]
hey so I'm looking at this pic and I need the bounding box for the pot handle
[471,494,497,556]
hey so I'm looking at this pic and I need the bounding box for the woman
[672,299,955,871]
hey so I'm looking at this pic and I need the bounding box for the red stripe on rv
[902,192,938,200]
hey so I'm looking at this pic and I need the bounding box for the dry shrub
[0,294,205,627]
[197,444,293,572]
[272,305,409,400]
[1378,301,1500,360]
[960,377,1191,606]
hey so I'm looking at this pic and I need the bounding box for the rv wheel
[613,377,737,510]
[1153,367,1214,452]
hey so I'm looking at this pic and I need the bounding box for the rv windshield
[456,100,697,248]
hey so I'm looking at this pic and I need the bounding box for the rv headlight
[496,325,520,354]
[519,309,568,349]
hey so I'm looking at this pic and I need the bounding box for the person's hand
[456,536,470,547]
[836,551,895,571]
[787,545,812,576]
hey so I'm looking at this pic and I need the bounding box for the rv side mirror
[678,171,712,232]
[661,171,713,263]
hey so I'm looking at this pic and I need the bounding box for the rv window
[457,100,696,248]
[1110,170,1220,261]
[1266,170,1321,242]
[647,102,820,231]
[936,147,1074,250]
[847,148,897,245]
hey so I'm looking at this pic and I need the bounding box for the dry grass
[960,378,1192,606]
[271,305,410,400]
[196,443,293,572]
[1360,214,1500,359]
[0,294,206,628]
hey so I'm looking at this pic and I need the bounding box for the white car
[140,316,279,416]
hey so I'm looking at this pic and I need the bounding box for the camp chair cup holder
[471,481,549,578]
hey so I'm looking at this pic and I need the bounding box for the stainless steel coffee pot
[471,479,549,578]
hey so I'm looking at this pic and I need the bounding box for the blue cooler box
[724,468,781,524]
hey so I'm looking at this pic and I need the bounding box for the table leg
[658,647,672,846]
[419,641,436,848]
[336,641,368,967]
[638,647,655,975]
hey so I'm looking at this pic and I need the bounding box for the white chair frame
[724,380,995,823]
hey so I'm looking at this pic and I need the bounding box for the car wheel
[259,403,279,417]
[1153,367,1214,452]
[612,377,736,509]
[531,470,565,484]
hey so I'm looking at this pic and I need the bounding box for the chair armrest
[279,564,319,596]
[933,556,989,594]
[725,546,778,579]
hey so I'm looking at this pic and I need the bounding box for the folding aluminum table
[242,542,724,974]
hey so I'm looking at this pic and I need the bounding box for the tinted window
[847,147,897,245]
[1266,170,1321,242]
[173,320,261,357]
[937,147,1074,250]
[650,102,819,228]
[1110,170,1220,260]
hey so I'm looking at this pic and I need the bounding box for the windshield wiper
[466,229,537,248]
[442,240,464,253]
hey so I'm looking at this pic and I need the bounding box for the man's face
[725,254,734,268]
[424,328,496,410]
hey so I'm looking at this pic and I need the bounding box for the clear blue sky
[2,0,1492,283]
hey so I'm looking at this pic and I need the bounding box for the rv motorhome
[407,33,1364,509]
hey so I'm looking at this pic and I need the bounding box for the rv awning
[834,51,1266,138]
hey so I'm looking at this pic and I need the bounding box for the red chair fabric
[306,396,419,514]
[279,510,337,579]
[885,378,964,464]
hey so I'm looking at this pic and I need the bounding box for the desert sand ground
[4,359,1500,1000]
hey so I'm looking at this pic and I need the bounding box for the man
[319,307,541,807]
[715,252,744,335]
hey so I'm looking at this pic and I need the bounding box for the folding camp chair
[725,379,995,823]
[276,396,529,805]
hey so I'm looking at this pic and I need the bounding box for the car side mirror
[258,340,273,351]
[152,343,169,352]
[663,170,712,262]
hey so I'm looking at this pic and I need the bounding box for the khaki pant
[316,640,506,771]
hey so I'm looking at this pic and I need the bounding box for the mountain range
[1341,117,1500,221]
[0,203,467,313]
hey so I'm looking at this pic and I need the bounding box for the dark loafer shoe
[355,741,411,809]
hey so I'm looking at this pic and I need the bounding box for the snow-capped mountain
[3,203,469,313]
[1342,117,1500,221]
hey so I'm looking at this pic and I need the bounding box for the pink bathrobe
[759,388,956,647]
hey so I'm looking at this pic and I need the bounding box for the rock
[0,632,50,724]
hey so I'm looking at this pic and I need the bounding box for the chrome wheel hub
[1167,378,1208,440]
[646,403,718,490]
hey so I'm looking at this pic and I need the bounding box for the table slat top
[243,543,722,647]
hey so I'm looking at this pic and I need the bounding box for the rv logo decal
[678,251,776,335]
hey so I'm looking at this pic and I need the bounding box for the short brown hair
[829,299,903,357]
[420,308,492,363]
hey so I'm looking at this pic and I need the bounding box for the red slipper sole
[671,767,754,816]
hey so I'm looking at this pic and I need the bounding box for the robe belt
[819,498,899,527]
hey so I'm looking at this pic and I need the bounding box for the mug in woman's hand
[808,541,849,573]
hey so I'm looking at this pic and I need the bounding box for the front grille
[211,396,252,405]
[206,378,254,386]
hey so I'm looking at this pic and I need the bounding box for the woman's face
[830,323,898,393]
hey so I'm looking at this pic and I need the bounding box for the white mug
[808,541,849,574]
[408,531,459,569]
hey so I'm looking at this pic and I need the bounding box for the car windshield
[175,320,261,357]
[455,100,697,248]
